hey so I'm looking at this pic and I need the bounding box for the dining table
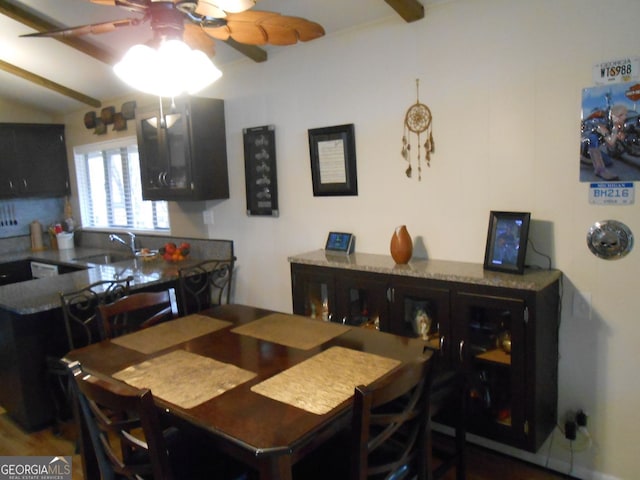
[65,303,428,480]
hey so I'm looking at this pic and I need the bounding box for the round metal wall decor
[586,220,633,259]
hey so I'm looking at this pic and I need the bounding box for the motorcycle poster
[580,80,640,182]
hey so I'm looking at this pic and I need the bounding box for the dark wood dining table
[66,304,427,480]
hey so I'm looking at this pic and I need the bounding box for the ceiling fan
[21,0,326,61]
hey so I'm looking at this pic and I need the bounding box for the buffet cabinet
[289,250,561,452]
[0,123,69,198]
[136,96,229,201]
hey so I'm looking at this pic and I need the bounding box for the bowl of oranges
[159,242,190,262]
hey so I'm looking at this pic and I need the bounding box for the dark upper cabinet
[0,123,70,198]
[136,97,229,201]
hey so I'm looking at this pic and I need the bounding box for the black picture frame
[483,211,531,274]
[308,124,357,196]
[243,125,279,216]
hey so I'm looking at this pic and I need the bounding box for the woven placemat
[111,314,232,354]
[231,313,350,350]
[113,349,256,409]
[251,346,401,415]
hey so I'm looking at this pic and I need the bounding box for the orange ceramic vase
[390,225,413,264]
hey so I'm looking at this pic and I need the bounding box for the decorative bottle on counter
[64,197,75,231]
[390,225,413,264]
[30,221,44,251]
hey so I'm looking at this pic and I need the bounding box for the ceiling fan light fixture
[196,0,255,16]
[218,0,256,13]
[114,39,222,97]
[195,1,226,18]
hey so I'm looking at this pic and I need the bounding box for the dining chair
[68,361,251,480]
[46,276,132,434]
[293,350,434,480]
[59,276,133,351]
[97,288,178,339]
[429,369,467,480]
[177,258,235,315]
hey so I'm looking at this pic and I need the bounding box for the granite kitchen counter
[0,247,203,315]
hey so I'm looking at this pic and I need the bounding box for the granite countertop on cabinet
[288,250,562,291]
[0,247,199,315]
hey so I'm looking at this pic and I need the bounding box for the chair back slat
[97,288,178,339]
[351,351,434,480]
[69,362,174,480]
[59,277,132,351]
[178,258,235,315]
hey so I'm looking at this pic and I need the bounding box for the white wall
[56,1,638,478]
[199,1,639,478]
[0,97,54,123]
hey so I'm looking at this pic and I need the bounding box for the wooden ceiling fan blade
[184,23,217,57]
[20,18,139,38]
[260,15,325,43]
[257,24,297,46]
[284,17,325,42]
[202,25,231,41]
[88,0,148,14]
[225,11,325,45]
[224,21,268,45]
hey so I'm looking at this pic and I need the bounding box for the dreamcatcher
[401,79,434,180]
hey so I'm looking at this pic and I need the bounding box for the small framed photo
[308,124,357,196]
[483,211,531,274]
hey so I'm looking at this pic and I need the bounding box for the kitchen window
[74,136,169,231]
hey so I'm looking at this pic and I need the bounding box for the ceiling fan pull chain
[158,96,166,128]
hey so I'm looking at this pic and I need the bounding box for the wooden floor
[0,408,571,480]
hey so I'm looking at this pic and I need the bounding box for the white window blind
[74,136,169,231]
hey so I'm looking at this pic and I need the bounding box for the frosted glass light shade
[195,0,256,16]
[217,0,256,13]
[114,40,222,97]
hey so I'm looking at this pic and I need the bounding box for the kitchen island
[0,238,233,431]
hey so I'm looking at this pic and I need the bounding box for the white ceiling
[0,0,422,115]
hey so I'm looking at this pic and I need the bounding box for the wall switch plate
[203,210,215,225]
[572,291,592,319]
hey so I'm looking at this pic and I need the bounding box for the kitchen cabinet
[0,260,32,285]
[0,123,69,198]
[136,96,229,201]
[289,250,561,452]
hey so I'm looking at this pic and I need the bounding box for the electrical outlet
[572,291,592,318]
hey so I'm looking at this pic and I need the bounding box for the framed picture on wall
[483,211,531,274]
[308,124,358,196]
[243,125,279,216]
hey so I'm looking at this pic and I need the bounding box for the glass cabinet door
[335,273,388,329]
[390,280,451,362]
[164,112,190,190]
[453,291,527,447]
[291,267,335,321]
[138,107,191,196]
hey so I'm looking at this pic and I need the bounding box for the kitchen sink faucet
[109,232,137,254]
